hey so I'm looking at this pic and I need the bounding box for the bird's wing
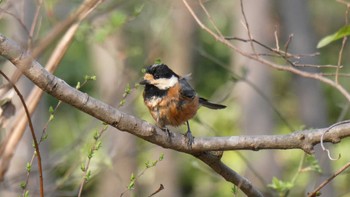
[179,77,196,99]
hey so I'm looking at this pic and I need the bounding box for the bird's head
[140,64,179,90]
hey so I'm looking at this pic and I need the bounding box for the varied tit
[139,63,226,147]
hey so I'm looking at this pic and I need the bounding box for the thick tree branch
[1,33,350,196]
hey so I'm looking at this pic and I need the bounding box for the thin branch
[336,3,350,83]
[148,184,164,197]
[0,8,31,37]
[0,71,44,197]
[294,64,342,69]
[284,33,293,58]
[199,0,223,38]
[307,160,350,197]
[27,0,43,50]
[320,121,349,161]
[240,0,257,56]
[274,29,279,51]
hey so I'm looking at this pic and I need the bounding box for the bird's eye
[154,74,160,79]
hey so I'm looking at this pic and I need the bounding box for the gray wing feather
[179,77,196,98]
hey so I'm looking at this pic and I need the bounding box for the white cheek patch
[154,75,178,90]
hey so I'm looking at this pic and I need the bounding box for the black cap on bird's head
[145,64,179,79]
[140,64,179,90]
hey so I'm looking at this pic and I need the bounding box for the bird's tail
[199,97,226,109]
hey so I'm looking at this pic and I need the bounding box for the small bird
[140,63,226,146]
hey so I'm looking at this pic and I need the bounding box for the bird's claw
[184,130,194,148]
[162,127,172,142]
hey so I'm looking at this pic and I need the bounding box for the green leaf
[317,25,350,48]
[20,182,26,189]
[75,81,81,89]
[145,161,150,168]
[24,190,30,197]
[128,173,136,189]
[95,140,102,150]
[268,177,293,193]
[159,153,164,161]
[110,11,127,28]
[85,170,92,182]
[93,131,100,140]
[128,180,135,190]
[88,148,94,159]
[85,75,96,81]
[130,173,135,181]
[119,99,126,106]
[305,155,322,173]
[41,133,48,141]
[49,114,54,122]
[231,185,237,194]
[81,163,86,172]
[26,162,32,172]
[49,106,54,114]
[154,59,162,64]
[133,4,144,17]
[124,83,131,94]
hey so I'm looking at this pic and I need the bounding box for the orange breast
[144,83,199,128]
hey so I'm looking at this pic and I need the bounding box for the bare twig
[284,34,293,58]
[307,160,350,197]
[274,29,280,51]
[0,8,30,37]
[335,4,350,84]
[319,121,350,161]
[320,72,350,77]
[148,184,164,197]
[0,71,44,197]
[240,0,257,56]
[199,0,223,38]
[27,0,43,50]
[294,64,341,69]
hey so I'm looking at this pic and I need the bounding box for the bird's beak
[139,79,149,85]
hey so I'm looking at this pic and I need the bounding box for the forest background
[0,0,350,197]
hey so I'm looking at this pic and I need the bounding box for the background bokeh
[0,0,350,196]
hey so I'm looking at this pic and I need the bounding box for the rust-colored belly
[144,84,199,128]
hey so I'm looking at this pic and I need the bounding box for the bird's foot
[162,127,173,142]
[184,130,194,148]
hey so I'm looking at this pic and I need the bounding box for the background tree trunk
[91,32,137,195]
[232,0,280,193]
[278,0,334,196]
